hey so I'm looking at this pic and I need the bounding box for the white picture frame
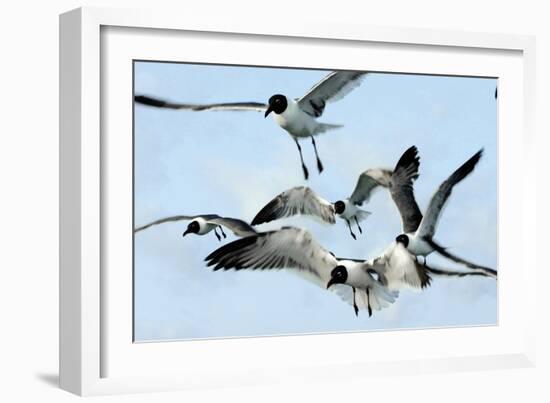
[59,6,537,396]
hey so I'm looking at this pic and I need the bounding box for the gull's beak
[182,229,191,237]
[264,106,273,118]
[326,279,335,289]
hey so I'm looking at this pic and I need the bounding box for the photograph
[133,61,498,342]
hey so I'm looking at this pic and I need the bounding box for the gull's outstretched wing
[416,149,483,239]
[205,227,337,279]
[135,95,267,112]
[251,187,335,226]
[389,146,423,233]
[424,265,497,279]
[349,168,392,206]
[297,71,367,117]
[424,238,497,277]
[134,215,201,233]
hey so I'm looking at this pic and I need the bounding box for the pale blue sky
[133,61,497,342]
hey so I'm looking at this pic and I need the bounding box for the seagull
[251,146,420,239]
[347,240,497,293]
[134,214,256,242]
[205,226,398,317]
[135,70,367,180]
[391,148,495,275]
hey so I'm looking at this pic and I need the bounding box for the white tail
[313,123,344,135]
[355,208,372,223]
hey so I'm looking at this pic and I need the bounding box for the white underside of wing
[300,72,366,104]
[261,186,335,225]
[377,243,425,291]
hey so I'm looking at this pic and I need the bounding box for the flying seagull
[134,214,256,242]
[135,70,367,180]
[345,240,497,293]
[205,226,398,317]
[391,148,495,275]
[251,146,420,239]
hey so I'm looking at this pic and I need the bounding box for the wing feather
[251,187,335,225]
[205,227,338,281]
[424,238,497,277]
[389,146,423,233]
[134,215,200,233]
[297,71,367,117]
[349,168,392,205]
[135,95,267,112]
[416,149,483,238]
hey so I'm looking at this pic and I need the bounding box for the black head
[183,221,200,237]
[333,200,346,215]
[264,94,288,117]
[395,234,409,247]
[327,265,348,289]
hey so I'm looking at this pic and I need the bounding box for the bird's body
[135,70,367,179]
[272,99,320,138]
[192,217,221,236]
[402,234,434,257]
[334,198,370,222]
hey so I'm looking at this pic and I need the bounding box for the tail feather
[313,123,343,135]
[354,209,372,223]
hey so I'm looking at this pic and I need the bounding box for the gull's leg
[345,219,357,240]
[218,226,227,239]
[293,138,309,180]
[352,287,359,317]
[366,288,373,317]
[354,216,363,234]
[310,135,324,174]
[213,228,221,242]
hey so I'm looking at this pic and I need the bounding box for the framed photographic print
[60,7,537,396]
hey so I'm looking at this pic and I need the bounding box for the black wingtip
[250,215,265,226]
[251,197,281,226]
[135,95,167,108]
[394,145,420,173]
[204,234,261,270]
[451,148,484,183]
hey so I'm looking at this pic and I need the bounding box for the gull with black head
[135,70,367,180]
[134,214,256,242]
[390,148,495,275]
[351,239,497,294]
[205,226,398,316]
[251,146,420,239]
